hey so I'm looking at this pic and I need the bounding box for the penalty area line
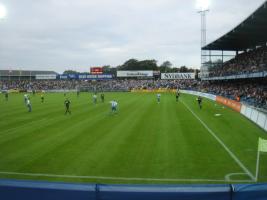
[180,100,256,182]
[0,171,253,183]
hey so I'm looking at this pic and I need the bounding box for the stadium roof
[0,70,58,76]
[202,1,267,51]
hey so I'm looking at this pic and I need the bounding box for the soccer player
[110,100,118,114]
[5,92,8,101]
[197,96,203,109]
[26,98,32,112]
[77,90,80,97]
[157,93,161,103]
[64,98,71,115]
[176,91,180,102]
[41,94,44,103]
[93,94,97,104]
[101,93,105,103]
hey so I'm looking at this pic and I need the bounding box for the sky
[0,0,265,73]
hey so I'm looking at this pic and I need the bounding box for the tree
[102,65,111,73]
[179,66,190,72]
[139,60,158,70]
[159,61,172,72]
[161,61,172,68]
[102,65,117,75]
[118,59,139,70]
[63,70,79,74]
[118,59,158,70]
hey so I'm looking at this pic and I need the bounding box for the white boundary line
[180,100,256,181]
[225,173,248,181]
[0,171,254,183]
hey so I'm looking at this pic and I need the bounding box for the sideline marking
[180,100,256,181]
[225,173,248,181]
[0,171,254,183]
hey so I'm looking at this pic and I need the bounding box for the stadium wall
[0,179,267,200]
[241,104,267,132]
[216,96,242,112]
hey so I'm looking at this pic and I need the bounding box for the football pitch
[0,92,266,184]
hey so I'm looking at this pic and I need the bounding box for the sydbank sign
[117,71,153,77]
[161,73,195,80]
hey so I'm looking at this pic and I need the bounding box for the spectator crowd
[1,45,267,110]
[209,46,267,77]
[1,79,266,110]
[0,79,199,92]
[199,81,267,110]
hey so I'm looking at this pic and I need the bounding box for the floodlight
[196,0,210,11]
[0,3,7,19]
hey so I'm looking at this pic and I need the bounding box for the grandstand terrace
[199,1,267,110]
[202,0,267,80]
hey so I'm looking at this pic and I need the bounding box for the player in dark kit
[77,90,80,97]
[197,96,203,109]
[176,91,180,102]
[64,99,71,115]
[5,92,8,101]
[101,93,105,103]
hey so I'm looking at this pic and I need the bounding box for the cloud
[0,0,265,72]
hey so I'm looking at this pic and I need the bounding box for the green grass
[0,92,266,184]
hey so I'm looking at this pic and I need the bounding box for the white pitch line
[180,100,256,181]
[0,171,253,183]
[225,173,248,181]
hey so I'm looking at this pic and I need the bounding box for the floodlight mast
[197,0,209,78]
[198,9,209,78]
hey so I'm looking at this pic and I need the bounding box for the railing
[0,179,267,200]
[201,71,267,81]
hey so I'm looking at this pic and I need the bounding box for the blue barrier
[0,179,96,200]
[97,184,231,200]
[0,179,267,200]
[232,184,267,200]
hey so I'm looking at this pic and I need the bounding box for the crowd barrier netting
[0,179,267,200]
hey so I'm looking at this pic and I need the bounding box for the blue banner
[78,74,113,80]
[57,74,113,80]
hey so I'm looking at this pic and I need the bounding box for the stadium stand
[201,0,267,110]
[0,79,198,91]
[198,80,267,110]
[209,46,267,77]
[1,78,266,110]
[0,2,267,200]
